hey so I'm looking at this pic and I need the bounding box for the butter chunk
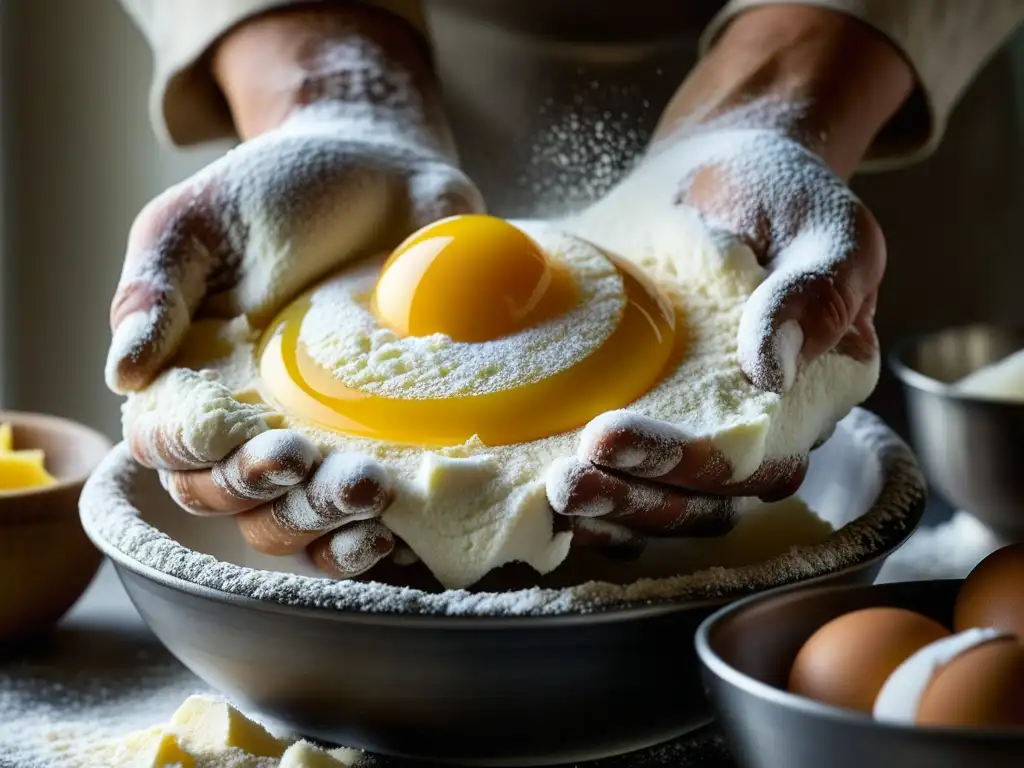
[0,422,11,452]
[279,741,350,767]
[112,726,195,768]
[168,695,285,759]
[0,448,57,491]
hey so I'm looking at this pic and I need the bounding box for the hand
[549,4,912,539]
[108,5,481,579]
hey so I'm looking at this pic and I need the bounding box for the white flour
[297,227,623,398]
[82,408,923,618]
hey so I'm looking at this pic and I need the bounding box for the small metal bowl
[890,323,1024,536]
[80,409,925,765]
[696,579,1024,768]
[0,410,112,645]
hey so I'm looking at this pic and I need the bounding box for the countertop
[2,497,988,768]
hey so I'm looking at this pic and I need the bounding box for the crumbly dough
[123,160,878,590]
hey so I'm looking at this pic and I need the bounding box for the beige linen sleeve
[118,0,427,146]
[701,0,1024,169]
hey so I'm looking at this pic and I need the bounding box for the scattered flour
[877,511,1010,583]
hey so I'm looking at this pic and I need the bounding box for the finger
[307,520,395,579]
[161,431,320,515]
[563,516,647,561]
[236,452,393,555]
[737,206,886,393]
[547,456,739,537]
[834,291,878,363]
[408,164,486,229]
[578,410,808,499]
[106,179,225,393]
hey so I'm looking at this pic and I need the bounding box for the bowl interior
[137,411,887,592]
[895,324,1024,385]
[0,410,112,486]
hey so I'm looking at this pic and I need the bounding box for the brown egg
[788,607,950,712]
[873,628,1024,728]
[954,543,1024,637]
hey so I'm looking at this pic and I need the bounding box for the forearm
[213,4,454,154]
[654,4,914,179]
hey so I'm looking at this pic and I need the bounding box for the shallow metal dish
[890,323,1024,536]
[696,578,1024,768]
[79,408,925,765]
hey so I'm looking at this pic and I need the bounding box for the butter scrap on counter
[0,422,57,491]
[106,695,357,768]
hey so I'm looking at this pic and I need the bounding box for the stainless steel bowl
[79,408,925,765]
[696,579,1024,768]
[890,323,1024,536]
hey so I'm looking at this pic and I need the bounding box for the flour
[81,409,923,617]
[298,227,623,398]
[950,347,1024,401]
[877,511,1010,583]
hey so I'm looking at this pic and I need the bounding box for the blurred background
[0,1,1023,443]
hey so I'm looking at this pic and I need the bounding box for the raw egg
[874,628,1024,727]
[258,215,679,447]
[788,607,950,712]
[954,542,1024,637]
[373,214,577,343]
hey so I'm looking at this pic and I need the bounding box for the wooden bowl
[0,410,112,644]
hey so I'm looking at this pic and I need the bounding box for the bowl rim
[80,408,927,622]
[0,409,113,501]
[888,321,1024,402]
[694,577,1024,741]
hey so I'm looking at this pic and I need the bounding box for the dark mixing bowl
[697,579,1024,768]
[80,408,925,765]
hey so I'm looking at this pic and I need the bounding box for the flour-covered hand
[108,5,482,578]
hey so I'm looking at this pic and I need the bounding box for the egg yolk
[259,215,680,447]
[373,215,578,342]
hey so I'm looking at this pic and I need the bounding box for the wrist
[211,4,454,155]
[654,5,914,178]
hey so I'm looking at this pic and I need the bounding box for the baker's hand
[547,2,907,540]
[107,5,482,579]
[547,130,880,536]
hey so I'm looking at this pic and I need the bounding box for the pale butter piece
[167,695,285,760]
[279,740,350,767]
[112,726,195,768]
[0,423,12,452]
[708,415,770,483]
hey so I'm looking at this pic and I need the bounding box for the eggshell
[954,543,1024,637]
[873,627,1008,724]
[875,628,1024,727]
[788,607,950,712]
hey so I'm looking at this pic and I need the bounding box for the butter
[0,422,57,491]
[114,726,195,768]
[168,695,285,759]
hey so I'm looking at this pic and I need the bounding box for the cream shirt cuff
[120,0,428,147]
[700,0,1024,170]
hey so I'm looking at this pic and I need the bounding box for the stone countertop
[1,498,964,768]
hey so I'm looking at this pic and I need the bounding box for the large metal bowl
[79,408,925,765]
[696,579,1024,768]
[890,323,1024,536]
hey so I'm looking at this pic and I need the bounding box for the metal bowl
[890,323,1024,536]
[696,578,1024,768]
[79,408,925,765]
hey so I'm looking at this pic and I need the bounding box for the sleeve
[118,0,428,147]
[700,0,1024,169]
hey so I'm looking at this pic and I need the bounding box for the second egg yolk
[259,215,681,447]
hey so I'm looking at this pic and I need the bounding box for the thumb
[408,164,485,229]
[738,217,885,393]
[106,181,222,394]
